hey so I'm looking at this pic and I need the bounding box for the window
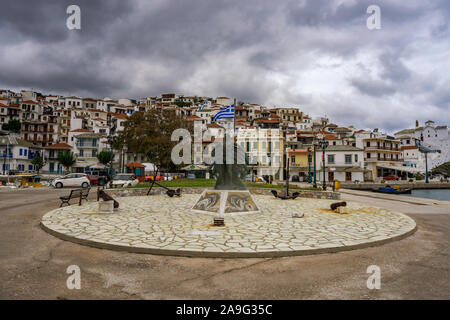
[327,154,335,164]
[345,154,352,164]
[19,149,22,156]
[366,141,370,147]
[291,156,295,164]
[355,154,358,162]
[274,155,280,165]
[24,149,27,156]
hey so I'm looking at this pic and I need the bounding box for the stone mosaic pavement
[41,195,417,258]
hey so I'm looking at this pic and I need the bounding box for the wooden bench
[59,187,90,207]
[81,187,91,202]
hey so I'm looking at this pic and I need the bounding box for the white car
[52,173,91,188]
[111,174,139,188]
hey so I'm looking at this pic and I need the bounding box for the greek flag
[213,105,235,120]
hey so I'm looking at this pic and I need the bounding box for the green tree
[115,109,192,173]
[174,98,193,108]
[97,149,115,167]
[432,161,450,176]
[30,155,45,173]
[57,150,76,174]
[2,119,21,133]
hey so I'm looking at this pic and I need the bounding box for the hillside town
[1,89,449,184]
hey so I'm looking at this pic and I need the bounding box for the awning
[181,164,210,171]
[125,161,145,168]
[89,163,107,169]
[376,164,421,173]
[73,160,97,168]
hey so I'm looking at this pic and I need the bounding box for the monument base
[192,190,260,217]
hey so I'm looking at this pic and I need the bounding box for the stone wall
[104,187,340,200]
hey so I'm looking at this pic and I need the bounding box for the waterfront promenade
[1,187,449,299]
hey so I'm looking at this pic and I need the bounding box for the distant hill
[432,161,450,175]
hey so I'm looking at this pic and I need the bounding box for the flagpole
[233,98,236,137]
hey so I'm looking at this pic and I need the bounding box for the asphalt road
[0,187,449,299]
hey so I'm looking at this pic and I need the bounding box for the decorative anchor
[146,170,181,197]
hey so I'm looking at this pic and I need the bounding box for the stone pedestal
[192,190,260,217]
[98,200,114,214]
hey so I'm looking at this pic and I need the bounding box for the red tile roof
[401,146,418,150]
[207,123,224,129]
[113,113,128,119]
[45,143,72,150]
[70,129,90,133]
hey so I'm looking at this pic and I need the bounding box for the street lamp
[317,134,329,190]
[106,113,116,188]
[307,146,312,183]
[313,143,317,188]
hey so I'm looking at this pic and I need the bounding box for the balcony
[28,152,41,159]
[0,153,13,159]
[76,143,98,149]
[365,146,400,152]
[364,157,403,162]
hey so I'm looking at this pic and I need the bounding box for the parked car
[383,175,400,181]
[187,174,196,179]
[145,175,165,181]
[111,174,139,188]
[86,175,100,185]
[51,173,91,188]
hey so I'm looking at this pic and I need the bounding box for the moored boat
[372,186,412,194]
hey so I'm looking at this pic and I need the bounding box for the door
[74,174,86,187]
[328,172,334,182]
[345,172,352,182]
[65,174,78,186]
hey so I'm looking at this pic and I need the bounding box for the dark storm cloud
[0,0,449,133]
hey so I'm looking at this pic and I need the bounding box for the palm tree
[57,150,76,174]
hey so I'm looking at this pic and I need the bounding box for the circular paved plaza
[41,194,417,258]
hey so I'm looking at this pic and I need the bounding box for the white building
[395,120,450,169]
[0,135,43,173]
[314,145,365,182]
[237,128,284,180]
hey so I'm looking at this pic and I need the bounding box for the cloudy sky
[0,0,449,133]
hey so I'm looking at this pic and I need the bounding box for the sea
[400,189,450,202]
